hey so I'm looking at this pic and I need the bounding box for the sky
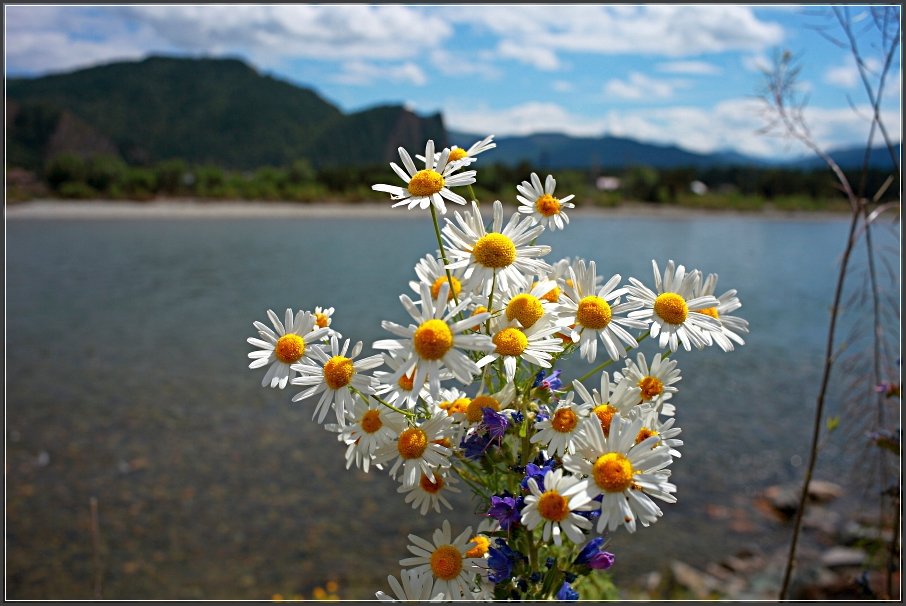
[4,4,902,161]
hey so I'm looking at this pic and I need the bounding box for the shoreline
[5,198,852,222]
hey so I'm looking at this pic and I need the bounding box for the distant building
[595,176,621,191]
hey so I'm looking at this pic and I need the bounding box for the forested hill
[6,55,447,171]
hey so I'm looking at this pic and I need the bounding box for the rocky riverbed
[623,480,900,600]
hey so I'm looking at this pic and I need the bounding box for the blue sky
[4,4,901,160]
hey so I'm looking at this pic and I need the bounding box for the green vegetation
[18,152,865,213]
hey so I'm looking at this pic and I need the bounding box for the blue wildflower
[521,457,557,491]
[461,432,492,460]
[487,539,525,584]
[556,581,579,601]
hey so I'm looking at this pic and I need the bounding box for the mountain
[788,143,901,171]
[6,55,446,171]
[447,131,770,170]
[449,130,900,171]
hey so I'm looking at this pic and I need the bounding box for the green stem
[467,184,479,205]
[568,331,651,388]
[429,204,459,307]
[359,390,417,420]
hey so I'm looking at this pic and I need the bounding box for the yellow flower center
[315,312,330,328]
[397,427,428,459]
[654,292,688,325]
[323,356,354,390]
[398,371,415,391]
[448,147,468,162]
[576,295,612,330]
[551,407,579,433]
[471,306,488,332]
[274,334,306,364]
[638,376,664,400]
[505,294,544,329]
[542,286,561,303]
[419,473,445,494]
[472,233,517,269]
[430,545,463,581]
[592,404,618,437]
[465,535,490,559]
[493,327,528,357]
[537,490,570,521]
[413,319,453,360]
[535,194,562,217]
[442,397,471,415]
[408,169,445,197]
[635,427,659,445]
[696,307,720,319]
[430,276,462,301]
[361,409,383,434]
[592,452,635,493]
[466,395,500,423]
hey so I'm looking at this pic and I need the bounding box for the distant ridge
[6,55,447,171]
[449,130,900,171]
[6,55,898,174]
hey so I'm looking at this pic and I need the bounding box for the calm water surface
[5,211,894,598]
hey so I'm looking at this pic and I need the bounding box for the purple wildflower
[574,536,615,570]
[487,494,524,530]
[482,407,509,442]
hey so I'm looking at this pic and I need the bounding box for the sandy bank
[5,198,850,222]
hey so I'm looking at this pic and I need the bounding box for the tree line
[8,151,885,212]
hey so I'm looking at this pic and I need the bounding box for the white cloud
[443,97,900,161]
[444,102,610,138]
[333,61,427,87]
[656,60,722,75]
[429,49,501,79]
[496,39,560,70]
[443,5,783,59]
[603,72,680,100]
[825,56,882,88]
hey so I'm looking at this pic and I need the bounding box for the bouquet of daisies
[247,136,749,601]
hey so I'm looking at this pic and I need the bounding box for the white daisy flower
[338,398,406,473]
[373,282,493,400]
[442,200,552,295]
[246,308,329,389]
[399,519,485,600]
[530,392,592,457]
[419,134,496,167]
[560,259,647,363]
[373,351,442,410]
[398,469,461,515]
[691,272,750,352]
[462,381,517,425]
[635,404,684,458]
[409,253,466,303]
[614,352,682,416]
[373,410,455,487]
[312,305,342,340]
[516,172,576,231]
[522,468,595,546]
[562,413,677,534]
[626,260,721,352]
[290,336,384,425]
[501,279,569,331]
[572,372,642,440]
[376,569,445,602]
[372,140,477,214]
[476,315,565,383]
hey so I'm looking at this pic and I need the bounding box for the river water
[6,208,899,598]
